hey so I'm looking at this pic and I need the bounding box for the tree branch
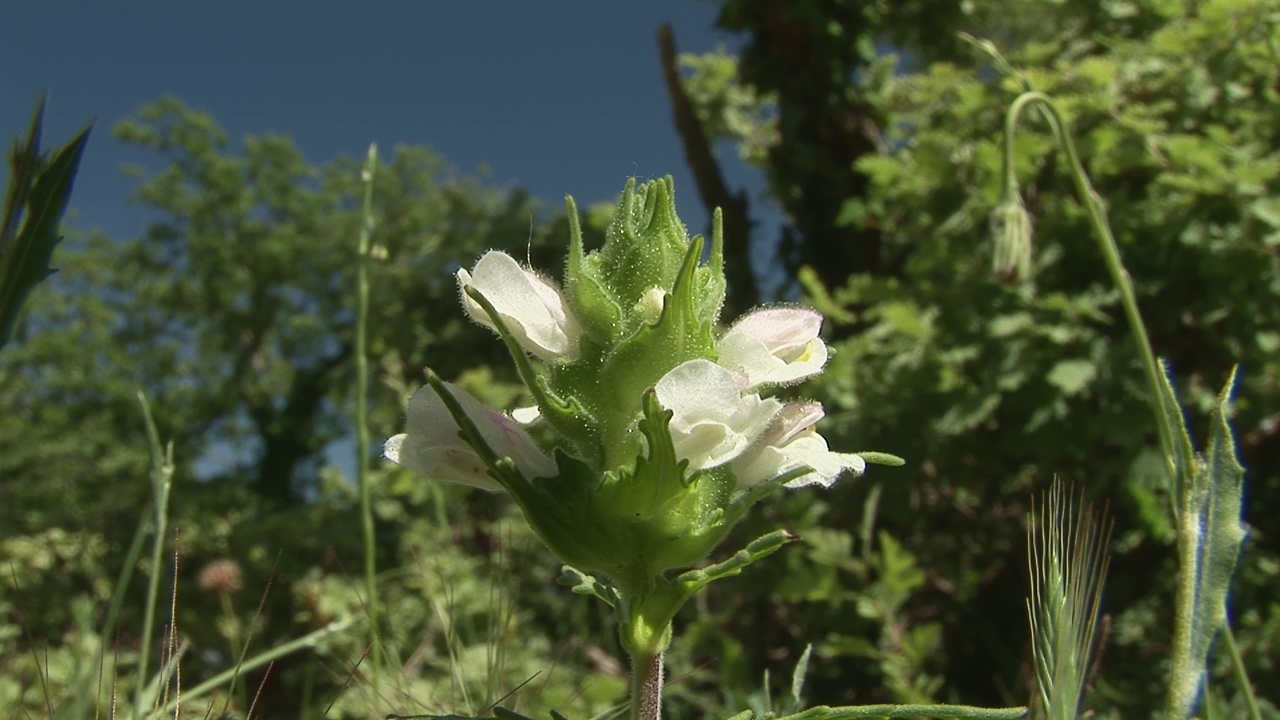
[657,23,758,312]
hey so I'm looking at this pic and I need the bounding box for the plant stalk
[1003,91,1255,720]
[134,392,174,714]
[356,143,381,682]
[1223,626,1262,720]
[1003,92,1180,480]
[631,650,663,720]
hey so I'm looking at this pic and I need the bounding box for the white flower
[717,307,828,391]
[384,381,558,491]
[654,359,782,471]
[731,401,865,489]
[457,251,582,362]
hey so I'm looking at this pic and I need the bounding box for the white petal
[457,251,582,361]
[654,359,781,470]
[730,401,865,489]
[511,405,542,425]
[384,382,557,491]
[718,307,828,391]
[779,435,866,488]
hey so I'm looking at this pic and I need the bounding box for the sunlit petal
[654,359,782,470]
[718,307,828,391]
[457,251,582,361]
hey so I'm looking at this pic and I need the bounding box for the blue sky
[2,1,770,248]
[2,1,778,478]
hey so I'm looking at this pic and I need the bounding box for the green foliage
[5,0,1278,716]
[0,96,622,718]
[0,96,91,352]
[672,0,1279,716]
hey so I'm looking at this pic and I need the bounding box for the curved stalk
[1002,91,1255,720]
[1002,92,1184,483]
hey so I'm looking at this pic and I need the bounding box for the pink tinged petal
[383,382,557,492]
[654,359,782,470]
[457,251,582,362]
[730,401,865,489]
[718,307,828,391]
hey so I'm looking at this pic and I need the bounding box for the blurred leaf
[0,96,91,351]
[1046,359,1097,396]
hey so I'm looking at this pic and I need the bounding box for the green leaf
[857,451,906,466]
[675,529,796,595]
[1156,360,1198,506]
[789,644,813,709]
[557,565,619,608]
[1046,359,1096,396]
[1168,367,1248,720]
[0,96,92,351]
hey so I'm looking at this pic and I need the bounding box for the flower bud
[991,195,1034,285]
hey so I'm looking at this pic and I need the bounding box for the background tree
[1,96,620,716]
[664,0,1278,716]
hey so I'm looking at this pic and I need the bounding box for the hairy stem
[631,650,664,720]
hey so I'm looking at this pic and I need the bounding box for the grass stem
[133,391,174,715]
[356,143,381,685]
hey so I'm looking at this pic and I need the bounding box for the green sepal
[592,234,718,463]
[596,390,738,579]
[564,194,621,344]
[584,176,717,333]
[694,207,727,329]
[503,449,640,577]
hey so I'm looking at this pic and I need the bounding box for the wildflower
[653,359,781,470]
[197,559,243,594]
[384,380,557,491]
[731,401,865,489]
[385,177,895,662]
[718,307,828,391]
[457,250,583,361]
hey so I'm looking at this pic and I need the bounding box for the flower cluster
[385,178,865,604]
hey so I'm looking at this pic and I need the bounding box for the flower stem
[1003,91,1179,481]
[1003,90,1255,720]
[356,142,381,683]
[631,650,664,720]
[1223,626,1263,720]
